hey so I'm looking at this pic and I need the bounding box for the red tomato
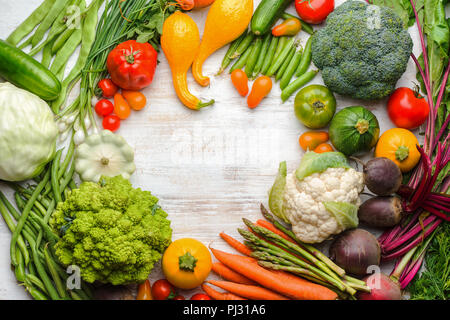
[191,293,211,300]
[387,87,430,129]
[106,40,157,91]
[151,279,176,300]
[95,99,114,117]
[102,114,121,132]
[173,295,185,300]
[98,79,118,98]
[295,0,335,24]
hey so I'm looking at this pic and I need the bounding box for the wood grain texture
[0,0,422,299]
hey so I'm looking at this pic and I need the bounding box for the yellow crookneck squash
[161,11,214,110]
[192,0,253,87]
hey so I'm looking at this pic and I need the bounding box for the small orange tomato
[162,238,212,290]
[122,90,147,111]
[136,279,153,300]
[231,69,249,97]
[299,131,329,151]
[272,18,302,37]
[114,93,131,119]
[314,143,334,153]
[247,76,272,109]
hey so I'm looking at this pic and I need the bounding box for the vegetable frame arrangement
[0,0,449,302]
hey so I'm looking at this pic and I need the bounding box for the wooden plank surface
[0,0,422,299]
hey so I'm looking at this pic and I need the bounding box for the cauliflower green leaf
[295,152,350,181]
[323,201,359,229]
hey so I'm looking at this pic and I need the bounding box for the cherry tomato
[295,0,335,24]
[98,79,119,98]
[114,93,131,119]
[299,131,329,151]
[387,87,430,129]
[247,76,272,109]
[272,18,302,37]
[314,142,334,153]
[136,280,153,300]
[231,69,249,97]
[122,90,147,111]
[102,114,121,132]
[151,279,176,300]
[173,295,185,300]
[191,293,211,300]
[94,99,114,117]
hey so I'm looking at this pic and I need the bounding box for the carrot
[201,283,247,300]
[211,262,257,285]
[219,232,252,256]
[210,248,338,300]
[208,280,290,300]
[256,219,297,244]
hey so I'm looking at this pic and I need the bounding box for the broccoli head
[311,0,413,100]
[50,175,172,285]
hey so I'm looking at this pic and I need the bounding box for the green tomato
[294,85,336,129]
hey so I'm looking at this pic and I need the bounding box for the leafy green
[295,152,350,181]
[409,222,450,300]
[323,202,359,229]
[269,161,289,223]
[369,0,424,27]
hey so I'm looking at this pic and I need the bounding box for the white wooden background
[0,0,424,299]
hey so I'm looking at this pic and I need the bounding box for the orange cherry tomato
[314,143,334,153]
[299,131,329,151]
[122,90,147,111]
[231,69,249,97]
[136,279,153,300]
[247,76,272,109]
[272,18,302,37]
[114,93,131,119]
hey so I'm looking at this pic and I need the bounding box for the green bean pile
[0,137,94,300]
[219,13,317,102]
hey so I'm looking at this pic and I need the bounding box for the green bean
[6,0,56,46]
[267,37,296,77]
[261,37,279,76]
[218,31,247,74]
[51,29,76,56]
[52,0,100,113]
[36,199,56,249]
[22,232,60,300]
[24,283,49,300]
[17,37,33,50]
[30,215,59,247]
[31,0,67,47]
[0,195,30,265]
[58,139,75,180]
[28,261,37,277]
[69,180,78,191]
[10,170,50,266]
[245,37,263,78]
[229,42,255,73]
[282,12,314,35]
[275,45,296,82]
[51,150,63,205]
[50,29,82,74]
[295,36,313,77]
[281,70,319,102]
[70,291,83,300]
[14,248,26,282]
[252,33,271,79]
[44,244,67,299]
[230,32,254,59]
[25,274,49,295]
[280,47,303,90]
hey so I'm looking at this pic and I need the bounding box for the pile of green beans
[0,137,94,300]
[7,0,98,82]
[218,13,317,102]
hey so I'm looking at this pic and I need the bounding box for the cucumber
[0,39,61,101]
[251,0,294,35]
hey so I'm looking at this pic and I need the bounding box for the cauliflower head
[284,167,364,243]
[50,175,172,285]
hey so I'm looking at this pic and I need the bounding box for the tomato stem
[395,146,409,162]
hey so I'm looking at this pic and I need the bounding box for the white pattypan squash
[0,82,58,181]
[74,130,136,182]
